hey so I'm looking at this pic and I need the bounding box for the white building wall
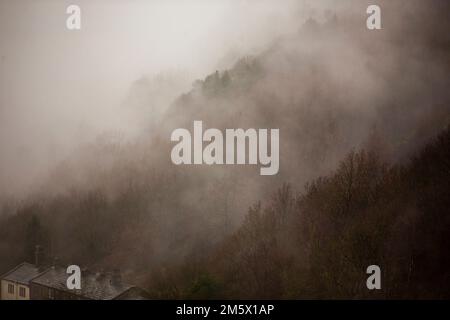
[1,280,30,300]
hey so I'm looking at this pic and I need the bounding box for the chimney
[34,245,43,267]
[111,269,122,286]
[96,269,105,281]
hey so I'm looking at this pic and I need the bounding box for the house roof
[1,262,43,285]
[30,266,137,300]
[114,287,151,300]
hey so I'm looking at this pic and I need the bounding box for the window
[48,288,55,300]
[7,283,14,294]
[19,286,26,297]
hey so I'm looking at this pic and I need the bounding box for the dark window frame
[48,288,55,300]
[19,286,26,297]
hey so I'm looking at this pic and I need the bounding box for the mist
[0,0,305,196]
[0,0,449,294]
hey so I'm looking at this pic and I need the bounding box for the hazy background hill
[0,0,449,298]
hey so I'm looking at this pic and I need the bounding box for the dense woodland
[0,125,449,298]
[146,126,450,299]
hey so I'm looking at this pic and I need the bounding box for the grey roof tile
[1,262,42,285]
[30,266,133,300]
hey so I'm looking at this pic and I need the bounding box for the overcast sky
[0,0,318,195]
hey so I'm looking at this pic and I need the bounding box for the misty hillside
[0,0,449,299]
[146,125,450,299]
